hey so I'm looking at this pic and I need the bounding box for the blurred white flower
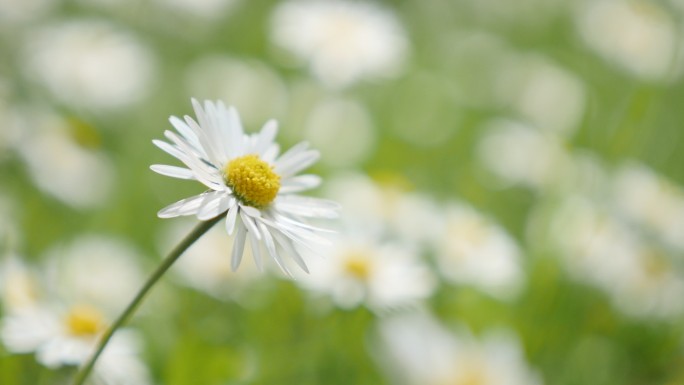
[324,172,442,246]
[152,99,339,275]
[0,246,151,383]
[23,20,155,110]
[160,220,261,299]
[576,0,679,81]
[496,56,586,136]
[0,0,54,24]
[611,162,684,252]
[0,255,41,312]
[185,56,289,129]
[43,235,146,314]
[270,0,409,88]
[1,305,151,385]
[16,110,114,208]
[377,312,543,385]
[435,203,524,300]
[477,119,570,190]
[155,0,238,19]
[552,196,684,319]
[297,231,436,311]
[303,98,376,167]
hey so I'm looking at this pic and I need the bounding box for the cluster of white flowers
[290,173,525,312]
[0,236,151,385]
[515,153,684,320]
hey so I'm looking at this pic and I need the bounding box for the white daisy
[377,312,543,385]
[477,119,571,190]
[270,0,409,88]
[23,19,155,110]
[1,305,151,385]
[324,172,443,247]
[575,0,679,81]
[434,203,524,300]
[611,162,684,252]
[151,99,338,275]
[0,255,151,384]
[551,196,684,319]
[0,255,42,312]
[15,108,115,208]
[296,230,436,311]
[43,235,146,313]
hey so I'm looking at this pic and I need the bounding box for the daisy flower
[0,251,151,384]
[296,229,436,311]
[151,99,338,275]
[377,313,543,385]
[270,0,409,88]
[1,305,151,385]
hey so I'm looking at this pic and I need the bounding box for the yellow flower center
[224,154,281,208]
[65,305,105,337]
[343,254,372,280]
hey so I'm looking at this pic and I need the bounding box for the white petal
[248,232,263,271]
[150,164,195,180]
[203,100,227,160]
[273,212,335,233]
[164,130,224,190]
[275,196,340,218]
[240,205,261,218]
[225,205,239,235]
[213,101,232,163]
[169,116,201,149]
[252,119,278,155]
[277,141,309,164]
[279,174,321,193]
[158,192,208,218]
[182,116,211,158]
[196,191,231,220]
[153,139,187,162]
[226,106,246,158]
[272,231,309,273]
[258,221,291,276]
[231,220,247,271]
[263,217,330,249]
[274,149,320,178]
[240,210,261,240]
[261,143,280,163]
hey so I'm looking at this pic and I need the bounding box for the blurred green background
[1,0,684,384]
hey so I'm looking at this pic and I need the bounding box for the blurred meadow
[1,0,684,384]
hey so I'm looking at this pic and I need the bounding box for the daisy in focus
[151,99,338,275]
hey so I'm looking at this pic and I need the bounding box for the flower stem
[70,216,223,385]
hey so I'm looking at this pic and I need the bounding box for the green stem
[70,216,223,385]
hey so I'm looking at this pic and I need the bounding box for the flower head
[151,99,338,274]
[297,230,436,311]
[270,0,408,88]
